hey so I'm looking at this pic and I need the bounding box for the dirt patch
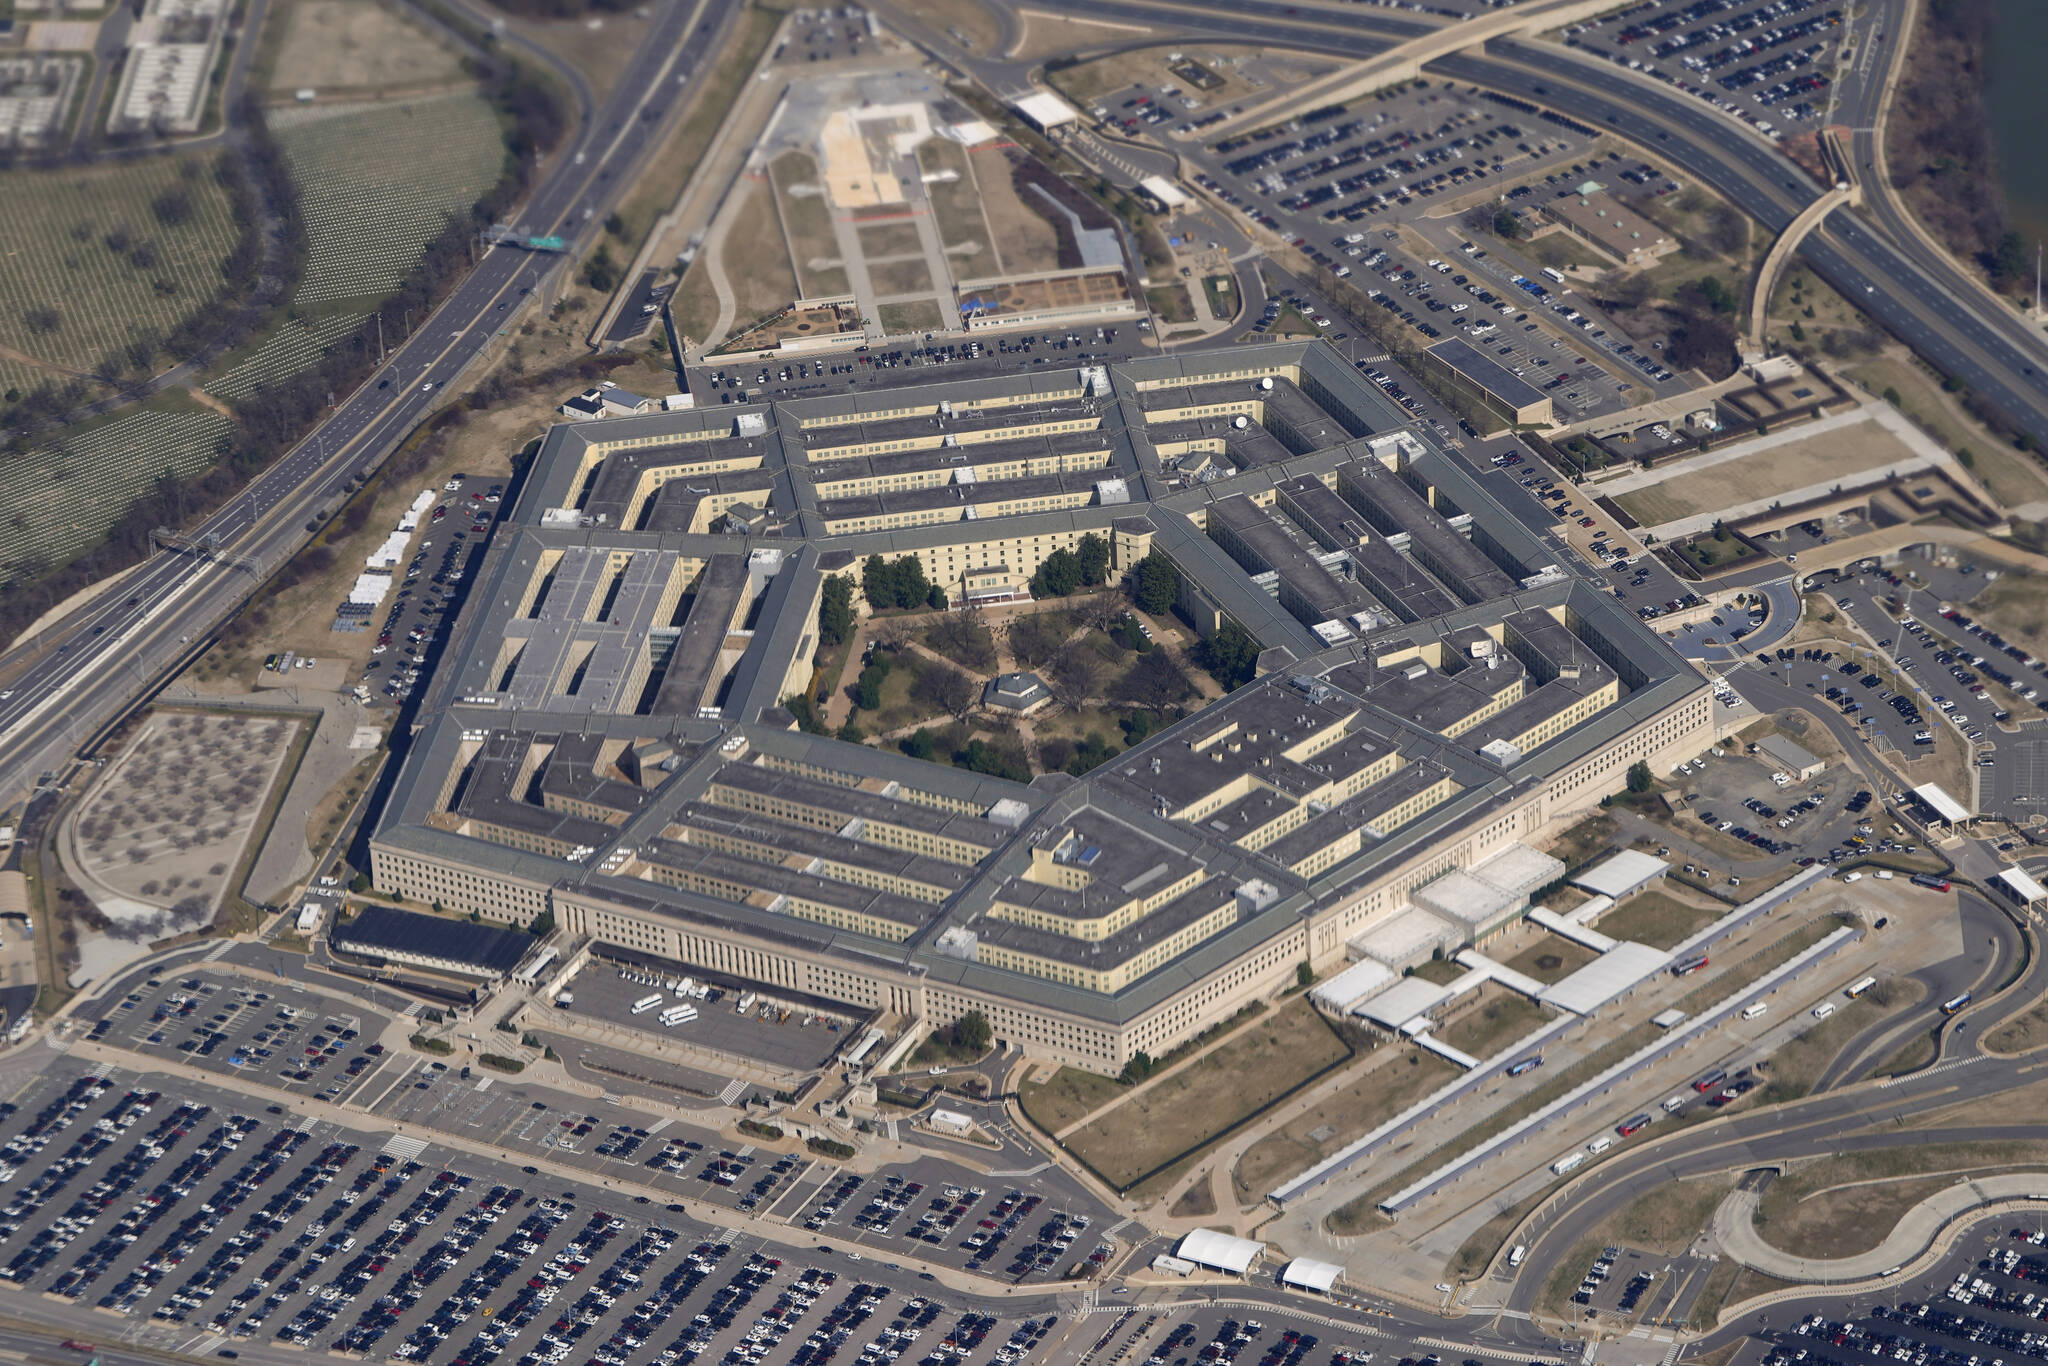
[857,220,924,259]
[1497,933,1600,985]
[966,144,1061,277]
[917,139,997,268]
[1017,1065,1124,1133]
[1432,986,1549,1060]
[268,0,466,94]
[726,179,801,327]
[1591,889,1724,949]
[868,257,935,298]
[70,711,302,929]
[1616,416,1924,527]
[1232,1044,1459,1199]
[1064,999,1350,1189]
[769,153,844,300]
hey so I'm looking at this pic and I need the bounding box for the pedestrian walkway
[1715,1176,2048,1282]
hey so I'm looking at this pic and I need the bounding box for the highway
[1495,882,2042,1317]
[950,0,2048,458]
[0,0,735,796]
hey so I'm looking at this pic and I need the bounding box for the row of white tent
[1162,1230,1343,1293]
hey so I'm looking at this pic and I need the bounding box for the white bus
[1845,976,1877,999]
[631,994,663,1015]
[1540,266,1567,285]
[1552,1152,1586,1175]
[659,1006,695,1027]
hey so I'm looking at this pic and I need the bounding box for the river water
[1986,0,2048,250]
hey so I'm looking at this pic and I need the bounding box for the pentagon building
[369,342,1712,1072]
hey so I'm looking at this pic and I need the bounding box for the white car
[420,381,435,392]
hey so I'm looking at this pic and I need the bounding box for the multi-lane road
[0,0,737,795]
[927,0,2048,459]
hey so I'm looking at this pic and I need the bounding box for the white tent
[1176,1228,1265,1275]
[1279,1259,1343,1293]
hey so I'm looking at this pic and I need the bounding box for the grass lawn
[1232,1045,1459,1200]
[1065,998,1350,1189]
[858,222,923,259]
[1756,1142,2048,1260]
[724,181,800,329]
[1498,934,1600,985]
[1146,284,1196,323]
[1202,274,1239,321]
[1592,890,1724,949]
[1755,988,1917,1101]
[879,301,945,335]
[856,661,951,735]
[917,140,998,274]
[1433,989,1549,1060]
[769,152,843,299]
[1986,993,2048,1056]
[1018,1066,1124,1133]
[1545,814,1619,869]
[1409,958,1465,987]
[967,144,1061,276]
[869,258,934,298]
[908,1031,988,1068]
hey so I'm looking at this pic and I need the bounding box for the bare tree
[1048,643,1100,709]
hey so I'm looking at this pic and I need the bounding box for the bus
[1671,954,1709,977]
[1845,976,1877,999]
[630,994,663,1015]
[1942,992,1973,1016]
[1505,1055,1544,1077]
[1540,266,1568,285]
[1691,1068,1727,1093]
[1911,873,1952,891]
[1617,1113,1652,1138]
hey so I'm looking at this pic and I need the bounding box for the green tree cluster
[951,1010,991,1052]
[1029,534,1110,598]
[863,554,936,609]
[818,574,855,648]
[1194,619,1260,690]
[1128,551,1179,615]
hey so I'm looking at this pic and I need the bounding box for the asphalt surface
[936,0,2048,464]
[0,0,735,797]
[1501,890,2041,1319]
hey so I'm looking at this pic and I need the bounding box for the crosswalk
[382,1133,429,1161]
[1880,1054,1984,1088]
[716,1077,748,1105]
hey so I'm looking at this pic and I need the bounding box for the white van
[1741,1002,1769,1021]
[1585,1135,1613,1155]
[1507,1245,1527,1268]
[1661,1095,1687,1114]
[1811,1002,1836,1020]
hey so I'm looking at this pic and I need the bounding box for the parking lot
[81,969,389,1106]
[1562,0,1850,138]
[1758,1225,2048,1366]
[361,472,503,706]
[553,961,861,1076]
[686,330,1146,405]
[1191,86,1586,237]
[0,1060,1108,1366]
